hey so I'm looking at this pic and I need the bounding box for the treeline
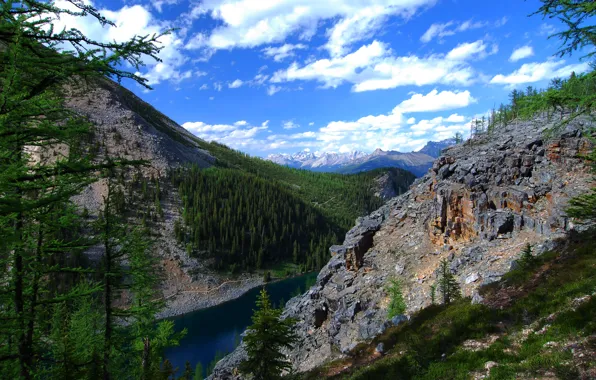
[170,167,341,272]
[471,71,596,136]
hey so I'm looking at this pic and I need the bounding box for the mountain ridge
[267,139,455,177]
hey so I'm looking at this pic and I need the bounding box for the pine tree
[438,259,461,305]
[240,288,297,380]
[386,279,407,318]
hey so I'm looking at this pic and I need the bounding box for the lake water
[166,272,317,377]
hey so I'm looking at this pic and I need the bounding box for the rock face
[209,116,593,378]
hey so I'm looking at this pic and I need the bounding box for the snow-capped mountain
[267,150,367,171]
[266,139,455,176]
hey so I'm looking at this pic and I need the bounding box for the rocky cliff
[209,115,593,378]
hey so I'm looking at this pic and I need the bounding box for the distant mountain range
[267,139,455,177]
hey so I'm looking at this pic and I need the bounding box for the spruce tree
[240,288,297,380]
[438,259,461,305]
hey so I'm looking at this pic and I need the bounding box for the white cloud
[199,84,209,90]
[262,43,307,62]
[183,120,270,149]
[308,122,315,126]
[445,113,465,122]
[151,0,178,13]
[272,40,480,92]
[229,79,244,88]
[446,40,490,61]
[394,89,476,113]
[213,82,223,91]
[509,46,534,62]
[490,59,590,86]
[420,21,455,43]
[283,120,300,129]
[325,5,400,57]
[185,0,437,53]
[420,19,489,43]
[51,1,190,86]
[253,74,269,85]
[267,85,282,96]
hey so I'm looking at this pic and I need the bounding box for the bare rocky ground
[209,115,594,379]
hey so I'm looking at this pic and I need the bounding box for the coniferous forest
[170,165,414,272]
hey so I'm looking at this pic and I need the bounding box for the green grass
[299,231,596,380]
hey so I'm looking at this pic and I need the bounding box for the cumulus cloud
[262,44,307,62]
[184,0,436,53]
[446,40,493,61]
[228,79,244,88]
[509,45,534,62]
[271,40,484,92]
[394,90,476,113]
[490,59,590,86]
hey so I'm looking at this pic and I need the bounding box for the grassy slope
[298,230,596,380]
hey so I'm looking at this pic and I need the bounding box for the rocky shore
[157,274,264,319]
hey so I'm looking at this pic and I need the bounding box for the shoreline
[157,275,264,319]
[157,271,315,320]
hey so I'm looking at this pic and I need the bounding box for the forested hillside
[190,141,415,228]
[169,153,415,272]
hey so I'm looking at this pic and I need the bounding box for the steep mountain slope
[337,149,435,177]
[64,78,416,316]
[208,115,594,378]
[417,138,455,157]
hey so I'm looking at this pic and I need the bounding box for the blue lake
[166,272,317,377]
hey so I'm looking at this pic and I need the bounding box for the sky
[55,0,591,156]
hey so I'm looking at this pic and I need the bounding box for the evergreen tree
[386,279,407,318]
[430,284,437,305]
[438,259,461,305]
[240,289,297,380]
[519,243,537,268]
[193,362,204,380]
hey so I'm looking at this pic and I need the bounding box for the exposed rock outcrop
[209,115,593,378]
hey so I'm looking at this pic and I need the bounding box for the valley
[1,0,595,379]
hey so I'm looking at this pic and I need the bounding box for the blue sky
[57,0,590,156]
